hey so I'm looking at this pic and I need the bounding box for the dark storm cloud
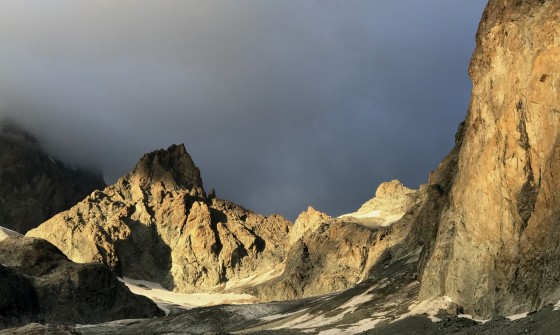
[0,1,488,219]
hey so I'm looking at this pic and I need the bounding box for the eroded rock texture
[416,0,560,318]
[28,144,291,293]
[247,184,426,301]
[0,120,105,233]
[287,206,332,245]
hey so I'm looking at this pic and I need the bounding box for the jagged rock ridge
[287,206,332,245]
[245,181,426,301]
[0,120,106,233]
[28,141,425,302]
[28,144,292,294]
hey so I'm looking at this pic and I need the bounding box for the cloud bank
[0,0,487,219]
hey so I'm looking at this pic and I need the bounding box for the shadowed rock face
[0,120,106,233]
[0,264,39,327]
[28,144,292,293]
[0,323,80,335]
[413,0,560,318]
[0,236,163,329]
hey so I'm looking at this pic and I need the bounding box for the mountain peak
[131,144,205,195]
[375,179,413,198]
[288,206,331,245]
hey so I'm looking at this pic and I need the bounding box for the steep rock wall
[418,0,560,318]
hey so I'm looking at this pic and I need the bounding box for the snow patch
[317,317,387,335]
[273,313,344,330]
[271,313,315,329]
[396,296,453,323]
[261,309,306,322]
[339,210,404,226]
[338,290,374,314]
[341,209,382,219]
[458,314,490,324]
[273,287,376,331]
[121,277,257,314]
[383,213,406,225]
[224,266,282,290]
[344,317,386,333]
[555,299,560,311]
[318,329,344,335]
[0,226,22,241]
[506,312,529,321]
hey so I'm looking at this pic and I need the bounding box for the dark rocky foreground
[0,236,163,329]
[74,249,560,335]
[2,281,559,335]
[359,307,560,335]
[2,248,556,334]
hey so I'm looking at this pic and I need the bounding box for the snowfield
[121,277,257,315]
[339,209,405,226]
[396,296,453,323]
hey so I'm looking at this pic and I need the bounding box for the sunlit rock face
[28,144,292,294]
[341,180,421,227]
[416,0,560,318]
[245,183,426,302]
[0,120,106,233]
[28,139,426,302]
[288,206,332,245]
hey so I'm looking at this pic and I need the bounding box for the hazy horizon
[0,1,488,220]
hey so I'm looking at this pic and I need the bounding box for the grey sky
[0,1,488,220]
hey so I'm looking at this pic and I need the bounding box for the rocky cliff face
[287,206,331,245]
[0,236,163,328]
[28,144,291,293]
[246,182,426,301]
[0,120,106,233]
[415,0,560,318]
[27,142,425,301]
